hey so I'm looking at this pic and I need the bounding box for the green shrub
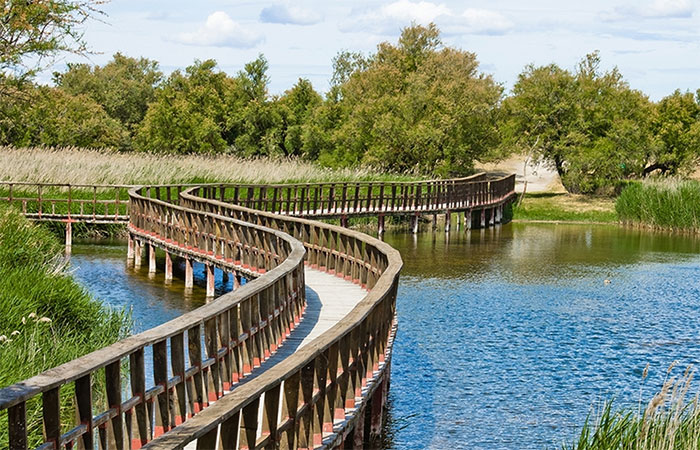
[616,179,700,231]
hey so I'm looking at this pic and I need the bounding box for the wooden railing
[0,187,307,450]
[0,172,515,450]
[194,173,515,217]
[0,182,132,223]
[147,190,402,449]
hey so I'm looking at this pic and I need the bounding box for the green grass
[513,192,618,223]
[0,205,130,448]
[616,179,700,231]
[565,365,700,450]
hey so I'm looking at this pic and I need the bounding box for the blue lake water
[71,223,700,449]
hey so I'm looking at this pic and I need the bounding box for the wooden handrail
[0,186,307,450]
[0,172,515,450]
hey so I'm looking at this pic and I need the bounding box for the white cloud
[341,1,512,35]
[643,0,693,17]
[604,0,693,20]
[460,8,514,34]
[380,0,451,24]
[260,3,322,25]
[173,12,262,48]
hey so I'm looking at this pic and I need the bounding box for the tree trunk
[642,163,670,177]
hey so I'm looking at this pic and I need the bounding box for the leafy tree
[0,0,104,80]
[54,53,162,135]
[136,60,232,154]
[279,78,322,157]
[227,54,286,156]
[503,52,654,194]
[1,85,126,148]
[644,90,700,176]
[308,23,502,175]
[330,51,369,88]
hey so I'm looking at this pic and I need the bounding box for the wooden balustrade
[0,187,306,450]
[0,182,133,223]
[0,172,515,450]
[190,173,514,219]
[136,187,402,449]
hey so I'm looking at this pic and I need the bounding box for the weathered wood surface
[0,182,133,223]
[0,173,515,450]
[0,174,515,224]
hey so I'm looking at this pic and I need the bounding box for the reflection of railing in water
[0,173,514,450]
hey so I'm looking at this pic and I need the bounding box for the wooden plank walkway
[184,267,366,449]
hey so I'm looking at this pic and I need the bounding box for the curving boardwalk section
[182,268,366,450]
[0,173,514,450]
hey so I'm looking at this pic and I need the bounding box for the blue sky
[45,0,700,100]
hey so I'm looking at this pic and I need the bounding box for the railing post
[206,264,215,297]
[8,402,27,450]
[165,251,173,281]
[185,257,193,288]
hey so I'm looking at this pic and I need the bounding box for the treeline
[2,24,700,194]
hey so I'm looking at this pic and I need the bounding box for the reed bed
[0,146,408,185]
[565,364,700,450]
[0,206,130,447]
[616,179,700,231]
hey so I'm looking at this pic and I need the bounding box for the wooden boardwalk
[0,174,514,450]
[184,267,366,449]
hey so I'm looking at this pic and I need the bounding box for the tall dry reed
[0,146,405,185]
[566,363,700,450]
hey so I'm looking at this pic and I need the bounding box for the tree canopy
[0,0,104,80]
[307,23,502,176]
[1,20,700,192]
[503,52,655,194]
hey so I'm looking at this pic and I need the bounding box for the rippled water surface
[70,224,700,449]
[382,223,700,449]
[70,241,240,332]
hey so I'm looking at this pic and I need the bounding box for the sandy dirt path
[476,155,565,193]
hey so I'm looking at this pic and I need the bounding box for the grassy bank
[565,365,700,450]
[513,192,618,223]
[616,179,700,231]
[0,206,130,447]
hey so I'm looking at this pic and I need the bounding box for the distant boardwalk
[0,173,514,450]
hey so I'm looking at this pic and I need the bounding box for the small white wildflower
[28,313,37,320]
[0,335,6,343]
[38,317,52,323]
[10,331,20,337]
[21,317,26,325]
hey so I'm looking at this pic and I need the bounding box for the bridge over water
[0,173,515,450]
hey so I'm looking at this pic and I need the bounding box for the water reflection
[70,241,246,333]
[69,225,700,449]
[382,223,700,449]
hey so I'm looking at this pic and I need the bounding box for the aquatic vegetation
[616,179,700,231]
[566,364,700,450]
